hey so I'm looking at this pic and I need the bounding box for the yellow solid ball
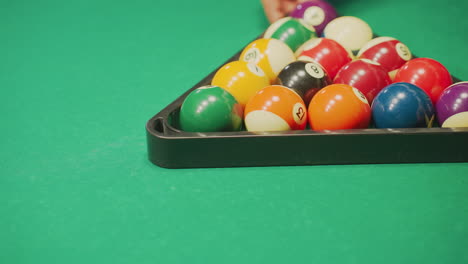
[211,61,270,107]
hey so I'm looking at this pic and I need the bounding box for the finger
[261,0,284,23]
[281,0,301,16]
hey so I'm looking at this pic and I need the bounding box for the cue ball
[296,38,353,80]
[240,38,295,83]
[308,84,371,130]
[323,16,373,52]
[179,86,243,132]
[264,17,317,52]
[290,0,338,35]
[334,59,392,103]
[211,61,270,107]
[394,58,453,104]
[436,82,468,127]
[372,82,435,128]
[276,60,331,105]
[244,85,307,131]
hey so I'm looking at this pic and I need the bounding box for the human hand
[261,0,305,23]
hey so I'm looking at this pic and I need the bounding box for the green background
[2,0,468,263]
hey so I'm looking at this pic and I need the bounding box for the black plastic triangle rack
[146,38,468,169]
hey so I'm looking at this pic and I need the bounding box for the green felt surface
[1,0,468,263]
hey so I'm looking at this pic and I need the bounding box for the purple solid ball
[436,82,468,125]
[289,0,337,35]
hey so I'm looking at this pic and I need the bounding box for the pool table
[1,0,468,263]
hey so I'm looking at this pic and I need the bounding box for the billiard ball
[244,85,307,131]
[264,17,317,52]
[276,60,331,105]
[211,61,270,107]
[323,16,373,52]
[357,37,412,79]
[334,59,392,103]
[394,58,453,104]
[290,0,338,35]
[372,82,435,128]
[439,113,468,128]
[240,38,295,83]
[179,86,243,132]
[297,38,352,80]
[308,84,371,130]
[436,82,468,127]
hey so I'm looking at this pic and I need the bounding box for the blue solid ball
[372,82,435,128]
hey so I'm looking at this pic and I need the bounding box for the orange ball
[245,85,307,131]
[308,84,371,130]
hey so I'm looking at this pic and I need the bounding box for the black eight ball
[276,60,331,105]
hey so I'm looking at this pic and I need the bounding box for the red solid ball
[334,59,392,103]
[394,58,452,104]
[297,38,352,80]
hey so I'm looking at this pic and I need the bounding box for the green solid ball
[179,86,243,132]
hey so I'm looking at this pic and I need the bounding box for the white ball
[323,16,373,52]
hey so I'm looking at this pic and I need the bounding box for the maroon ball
[436,82,468,126]
[290,0,337,35]
[334,59,392,103]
